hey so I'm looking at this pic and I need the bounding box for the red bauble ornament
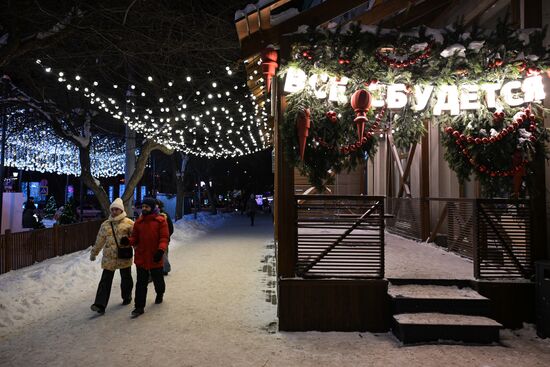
[474,138,482,145]
[527,67,541,76]
[452,131,460,138]
[261,47,278,93]
[326,111,338,124]
[296,109,311,160]
[350,89,372,141]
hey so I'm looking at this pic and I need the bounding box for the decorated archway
[279,22,549,198]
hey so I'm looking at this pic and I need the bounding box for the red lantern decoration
[296,109,311,160]
[350,89,372,141]
[261,47,278,93]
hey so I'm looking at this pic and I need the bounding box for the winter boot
[155,294,163,304]
[91,304,105,314]
[131,308,144,318]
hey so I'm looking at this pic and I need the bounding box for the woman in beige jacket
[90,198,134,314]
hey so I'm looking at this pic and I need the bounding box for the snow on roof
[235,0,277,21]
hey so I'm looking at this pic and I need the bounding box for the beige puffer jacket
[91,213,134,271]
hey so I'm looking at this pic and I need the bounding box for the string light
[3,113,126,177]
[35,61,272,159]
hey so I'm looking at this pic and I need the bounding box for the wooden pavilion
[235,0,549,343]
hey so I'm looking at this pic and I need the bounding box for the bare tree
[0,78,172,215]
[0,0,256,217]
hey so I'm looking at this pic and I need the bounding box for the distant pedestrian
[22,197,37,229]
[245,194,258,226]
[126,197,169,317]
[157,199,174,276]
[89,198,134,314]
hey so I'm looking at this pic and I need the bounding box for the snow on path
[385,233,474,279]
[1,213,550,366]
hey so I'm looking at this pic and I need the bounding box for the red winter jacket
[129,213,169,270]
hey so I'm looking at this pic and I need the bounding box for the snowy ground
[1,213,550,366]
[385,233,474,279]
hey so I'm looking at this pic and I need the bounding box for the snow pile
[0,212,230,337]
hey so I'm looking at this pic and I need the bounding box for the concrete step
[389,284,491,316]
[392,313,502,344]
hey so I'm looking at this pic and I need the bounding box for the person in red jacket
[122,197,169,317]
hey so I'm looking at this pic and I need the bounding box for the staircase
[389,279,502,344]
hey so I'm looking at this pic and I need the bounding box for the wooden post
[4,230,11,272]
[275,36,296,278]
[53,225,60,256]
[522,0,547,261]
[420,120,431,240]
[472,199,480,279]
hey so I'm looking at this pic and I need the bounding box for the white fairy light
[34,62,271,158]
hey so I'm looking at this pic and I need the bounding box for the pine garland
[280,20,550,195]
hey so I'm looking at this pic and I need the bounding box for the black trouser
[250,212,256,226]
[135,267,165,308]
[94,267,133,307]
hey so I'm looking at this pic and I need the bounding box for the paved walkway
[1,214,549,366]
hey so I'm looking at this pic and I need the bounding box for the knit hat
[141,197,158,209]
[110,198,124,211]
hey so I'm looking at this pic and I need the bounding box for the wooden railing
[475,199,533,279]
[295,195,385,279]
[386,197,534,279]
[385,198,422,239]
[0,219,103,274]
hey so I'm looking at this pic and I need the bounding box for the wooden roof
[235,0,508,113]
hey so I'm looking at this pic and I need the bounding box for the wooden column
[522,0,548,260]
[420,119,431,240]
[275,37,297,278]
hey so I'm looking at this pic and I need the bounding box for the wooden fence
[295,195,385,279]
[386,197,534,279]
[0,219,103,274]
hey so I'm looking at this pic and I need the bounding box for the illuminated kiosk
[235,0,549,341]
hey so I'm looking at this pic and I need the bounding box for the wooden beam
[429,0,499,27]
[354,0,413,25]
[522,0,547,261]
[275,36,297,278]
[381,0,454,28]
[387,132,411,197]
[235,0,295,42]
[420,119,430,240]
[397,143,417,198]
[239,0,367,59]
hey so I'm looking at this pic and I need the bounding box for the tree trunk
[124,125,136,214]
[120,139,173,214]
[78,145,110,216]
